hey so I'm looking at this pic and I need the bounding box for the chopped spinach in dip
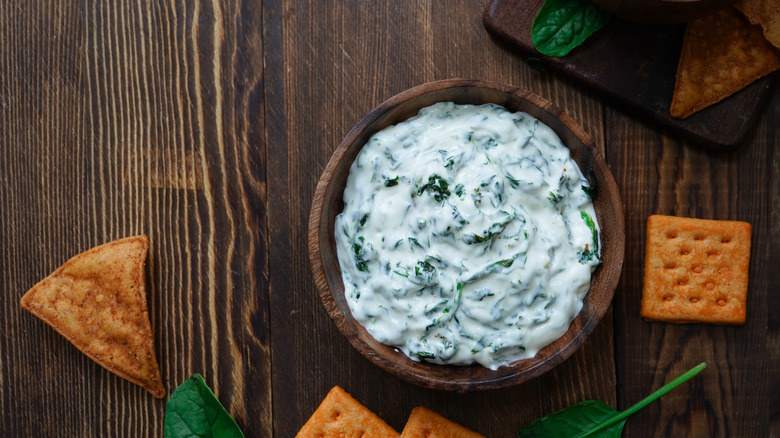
[335,102,601,370]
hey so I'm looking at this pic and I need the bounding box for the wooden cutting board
[483,0,775,151]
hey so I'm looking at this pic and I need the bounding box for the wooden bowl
[591,0,736,24]
[308,79,625,391]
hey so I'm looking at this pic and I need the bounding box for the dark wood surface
[484,0,775,151]
[0,1,776,437]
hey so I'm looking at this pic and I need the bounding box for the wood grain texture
[0,0,269,436]
[266,1,612,436]
[608,85,779,437]
[3,0,776,437]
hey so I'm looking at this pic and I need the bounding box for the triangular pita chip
[670,7,780,119]
[20,235,165,398]
[735,0,780,49]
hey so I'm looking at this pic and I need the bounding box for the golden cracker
[735,0,780,49]
[20,235,166,398]
[296,386,400,438]
[641,215,751,324]
[401,407,486,438]
[670,7,780,119]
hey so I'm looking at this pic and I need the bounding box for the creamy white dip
[335,102,601,370]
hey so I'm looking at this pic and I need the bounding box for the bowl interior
[309,79,625,391]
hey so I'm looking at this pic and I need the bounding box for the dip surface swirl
[335,102,601,370]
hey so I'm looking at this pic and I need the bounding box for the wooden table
[1,1,777,436]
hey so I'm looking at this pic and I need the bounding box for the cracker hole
[718,266,731,275]
[705,282,715,290]
[680,248,691,256]
[664,262,676,270]
[707,250,719,259]
[663,294,674,302]
[720,236,732,244]
[693,233,706,241]
[717,298,727,306]
[677,278,689,286]
[692,266,703,274]
[689,297,700,303]
[666,230,678,239]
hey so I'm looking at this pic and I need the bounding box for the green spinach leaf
[164,374,245,438]
[518,363,706,437]
[581,210,599,256]
[532,0,610,57]
[416,174,450,202]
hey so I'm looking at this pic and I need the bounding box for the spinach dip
[335,102,601,370]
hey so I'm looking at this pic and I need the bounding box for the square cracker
[20,235,165,398]
[401,407,485,438]
[641,215,751,324]
[296,386,399,438]
[670,7,780,119]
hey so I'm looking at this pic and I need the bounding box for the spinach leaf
[580,211,599,255]
[164,374,244,438]
[547,191,563,206]
[464,219,511,245]
[454,183,465,197]
[577,247,597,263]
[531,0,610,57]
[466,252,527,283]
[416,351,436,360]
[413,259,438,286]
[416,174,450,202]
[518,363,706,437]
[582,184,597,200]
[582,168,598,200]
[352,236,370,272]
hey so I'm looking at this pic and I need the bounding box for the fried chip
[401,407,486,438]
[641,215,752,324]
[735,0,780,49]
[670,7,780,119]
[20,235,166,398]
[296,386,400,438]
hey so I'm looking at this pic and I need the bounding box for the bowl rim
[308,78,625,391]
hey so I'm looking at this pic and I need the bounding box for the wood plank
[12,1,779,437]
[483,0,775,151]
[608,88,779,437]
[0,0,270,436]
[265,1,614,436]
[770,86,780,438]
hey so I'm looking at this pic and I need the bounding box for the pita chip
[670,7,780,119]
[735,0,780,49]
[20,235,166,398]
